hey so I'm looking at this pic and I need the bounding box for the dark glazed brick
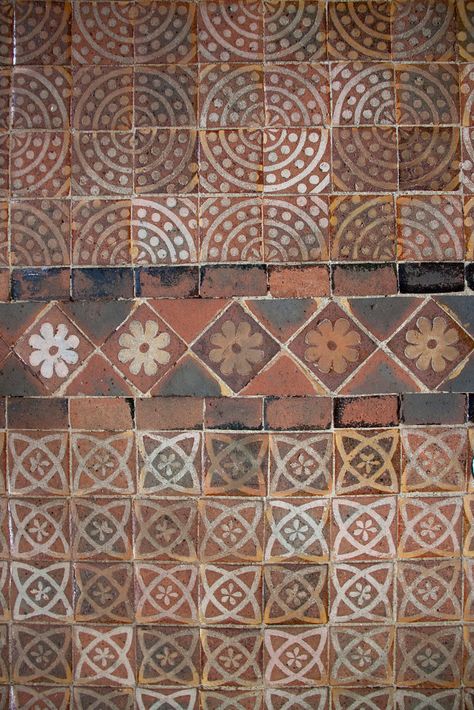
[332,264,398,296]
[205,397,262,430]
[72,267,135,300]
[264,396,332,430]
[467,263,474,290]
[136,397,204,430]
[11,268,70,301]
[200,265,267,298]
[136,266,199,298]
[334,395,399,428]
[469,394,474,423]
[70,397,134,430]
[401,393,467,425]
[8,397,68,429]
[399,263,465,293]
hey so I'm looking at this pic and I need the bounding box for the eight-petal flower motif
[29,322,79,379]
[404,315,459,373]
[304,318,361,374]
[209,320,264,377]
[118,319,171,376]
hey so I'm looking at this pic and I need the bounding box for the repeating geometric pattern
[0,2,473,706]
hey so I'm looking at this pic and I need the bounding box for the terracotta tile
[0,2,13,66]
[72,66,132,130]
[72,199,131,266]
[332,689,393,710]
[264,564,327,624]
[11,199,70,267]
[265,498,329,563]
[12,66,71,129]
[396,64,460,126]
[14,0,71,65]
[200,564,262,625]
[198,0,262,62]
[12,623,71,683]
[74,688,133,709]
[135,65,197,128]
[135,562,198,624]
[328,2,391,60]
[392,0,456,61]
[265,63,330,127]
[289,302,377,392]
[71,132,133,197]
[137,625,199,686]
[200,128,263,193]
[136,0,197,64]
[333,126,398,192]
[131,197,198,265]
[330,562,394,623]
[204,432,267,496]
[200,63,263,129]
[263,128,331,195]
[263,196,329,263]
[135,128,198,195]
[396,625,462,687]
[10,498,70,560]
[268,432,332,496]
[331,62,395,125]
[74,625,135,685]
[14,687,70,709]
[264,627,327,686]
[398,495,463,558]
[329,626,394,685]
[458,0,474,61]
[334,429,400,495]
[71,498,132,560]
[265,1,326,62]
[200,196,262,263]
[138,430,201,496]
[72,1,134,65]
[134,498,198,561]
[71,431,135,496]
[74,562,134,623]
[0,133,7,198]
[397,195,465,261]
[398,127,461,192]
[331,496,397,561]
[387,299,473,390]
[11,131,70,198]
[465,66,474,127]
[8,430,69,496]
[401,427,467,492]
[199,498,263,563]
[397,559,462,622]
[330,195,396,261]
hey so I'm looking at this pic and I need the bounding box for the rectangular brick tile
[334,396,399,428]
[264,396,332,430]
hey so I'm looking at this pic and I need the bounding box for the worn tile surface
[0,0,472,706]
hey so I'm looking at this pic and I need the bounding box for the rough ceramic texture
[0,0,473,707]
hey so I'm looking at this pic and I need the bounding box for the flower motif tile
[264,564,327,624]
[331,496,396,561]
[193,303,279,393]
[204,433,267,496]
[401,427,467,492]
[397,559,462,622]
[330,562,393,624]
[73,625,135,686]
[137,625,200,686]
[265,499,329,563]
[11,561,72,621]
[12,623,71,683]
[134,498,198,561]
[71,498,132,560]
[329,626,394,685]
[102,303,186,393]
[202,628,262,687]
[396,625,462,687]
[199,498,263,563]
[388,300,473,389]
[72,431,135,496]
[200,565,262,625]
[264,627,328,686]
[268,433,332,497]
[334,429,400,495]
[290,302,376,392]
[138,431,201,496]
[10,499,70,560]
[398,496,463,558]
[8,430,69,496]
[74,562,134,623]
[135,562,198,624]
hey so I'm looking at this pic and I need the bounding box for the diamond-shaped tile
[388,300,474,389]
[101,303,187,394]
[192,302,279,393]
[289,302,376,391]
[14,305,93,393]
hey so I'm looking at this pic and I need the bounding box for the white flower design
[29,322,79,379]
[348,582,373,607]
[284,518,309,544]
[352,517,377,542]
[118,319,170,376]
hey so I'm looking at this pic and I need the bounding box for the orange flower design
[404,316,459,373]
[304,318,361,374]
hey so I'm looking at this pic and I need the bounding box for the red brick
[70,397,133,430]
[334,395,399,427]
[8,397,68,429]
[269,265,330,297]
[136,397,204,430]
[332,264,397,296]
[0,271,8,301]
[138,266,199,298]
[264,396,332,430]
[205,397,262,430]
[200,265,267,297]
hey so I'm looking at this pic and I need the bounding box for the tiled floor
[0,0,473,707]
